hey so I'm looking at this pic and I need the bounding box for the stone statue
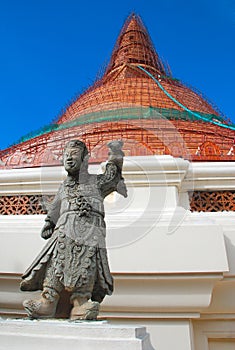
[20,140,127,320]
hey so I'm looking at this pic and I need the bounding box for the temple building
[1,14,235,168]
[0,14,235,350]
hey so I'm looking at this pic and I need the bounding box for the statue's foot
[23,297,58,319]
[70,301,100,321]
[20,279,31,291]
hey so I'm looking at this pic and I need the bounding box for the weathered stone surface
[20,140,127,320]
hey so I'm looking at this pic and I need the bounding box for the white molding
[0,319,154,350]
[193,320,235,350]
[0,156,189,195]
[1,159,235,194]
[0,213,229,274]
[0,272,223,318]
[183,162,235,191]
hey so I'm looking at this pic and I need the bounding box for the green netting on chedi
[12,105,233,147]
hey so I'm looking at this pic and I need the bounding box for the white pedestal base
[0,318,155,350]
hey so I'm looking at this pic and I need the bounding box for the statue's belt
[60,208,105,229]
[65,195,104,219]
[67,208,104,218]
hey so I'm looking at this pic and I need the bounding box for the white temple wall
[0,156,235,350]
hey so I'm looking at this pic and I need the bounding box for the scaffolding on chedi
[1,13,235,168]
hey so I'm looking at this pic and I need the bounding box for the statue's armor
[21,161,123,303]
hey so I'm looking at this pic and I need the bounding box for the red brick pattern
[1,119,235,168]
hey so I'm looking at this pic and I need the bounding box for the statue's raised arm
[98,140,127,198]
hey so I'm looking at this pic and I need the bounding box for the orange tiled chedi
[1,13,235,168]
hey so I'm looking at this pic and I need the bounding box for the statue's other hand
[107,140,124,153]
[41,221,55,240]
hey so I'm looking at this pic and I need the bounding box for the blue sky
[0,0,234,150]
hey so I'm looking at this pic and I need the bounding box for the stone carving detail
[190,191,235,212]
[0,195,54,215]
[20,140,127,321]
[199,141,221,156]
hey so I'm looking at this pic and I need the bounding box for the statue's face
[63,146,83,174]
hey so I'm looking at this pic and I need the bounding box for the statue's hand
[41,220,55,240]
[107,140,124,153]
[107,140,124,168]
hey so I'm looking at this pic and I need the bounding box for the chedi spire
[104,13,167,78]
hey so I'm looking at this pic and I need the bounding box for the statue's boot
[70,297,100,320]
[23,288,59,319]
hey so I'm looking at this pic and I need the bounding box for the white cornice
[0,156,190,195]
[1,158,235,195]
[183,162,235,191]
[122,156,189,187]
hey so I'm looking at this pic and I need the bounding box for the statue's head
[63,140,89,175]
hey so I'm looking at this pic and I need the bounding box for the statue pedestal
[0,318,154,350]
